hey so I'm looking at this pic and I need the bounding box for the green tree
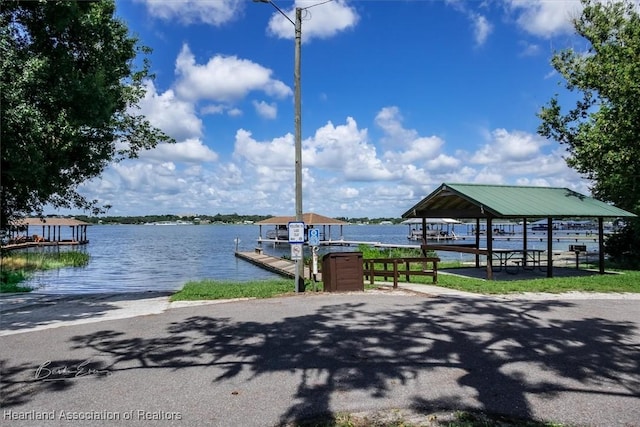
[1,0,172,228]
[537,0,640,266]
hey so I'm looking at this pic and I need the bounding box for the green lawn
[433,267,640,294]
[170,279,301,301]
[170,267,640,302]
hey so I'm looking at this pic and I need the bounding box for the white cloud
[265,0,359,43]
[471,128,549,164]
[305,117,394,181]
[445,1,493,46]
[200,104,226,115]
[504,0,583,37]
[252,100,278,119]
[375,106,455,172]
[71,106,592,218]
[141,138,219,163]
[426,154,462,172]
[383,137,445,164]
[174,44,292,102]
[136,80,202,142]
[228,108,243,117]
[200,104,245,118]
[472,14,493,46]
[135,0,244,26]
[375,107,419,146]
[233,129,294,168]
[472,170,505,185]
[518,41,541,57]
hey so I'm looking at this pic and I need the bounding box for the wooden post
[369,260,375,285]
[598,217,605,274]
[486,217,493,280]
[393,259,398,288]
[547,217,553,278]
[522,217,528,268]
[475,218,481,267]
[433,259,438,284]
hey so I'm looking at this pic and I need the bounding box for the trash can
[322,252,364,292]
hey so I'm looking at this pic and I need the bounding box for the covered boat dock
[402,183,637,280]
[256,212,347,245]
[2,217,90,250]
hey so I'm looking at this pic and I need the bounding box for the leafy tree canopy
[537,0,640,266]
[538,0,640,213]
[1,0,172,228]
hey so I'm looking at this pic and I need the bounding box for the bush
[0,250,90,292]
[0,270,31,292]
[605,221,640,269]
[357,244,435,259]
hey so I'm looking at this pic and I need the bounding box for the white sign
[308,228,320,246]
[288,221,305,243]
[291,243,303,260]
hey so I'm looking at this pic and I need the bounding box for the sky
[59,0,618,218]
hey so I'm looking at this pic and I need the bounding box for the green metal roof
[402,183,637,219]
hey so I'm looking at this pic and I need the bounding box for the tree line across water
[71,214,404,225]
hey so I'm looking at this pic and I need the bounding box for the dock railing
[363,257,440,288]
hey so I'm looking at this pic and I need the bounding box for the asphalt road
[1,289,639,427]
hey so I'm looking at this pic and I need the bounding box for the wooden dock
[1,240,88,251]
[235,250,312,279]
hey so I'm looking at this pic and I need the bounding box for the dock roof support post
[547,217,553,277]
[475,218,481,268]
[598,217,605,274]
[523,217,528,268]
[486,217,493,280]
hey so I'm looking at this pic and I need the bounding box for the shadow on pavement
[2,295,639,425]
[0,291,172,333]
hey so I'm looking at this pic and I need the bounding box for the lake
[20,224,601,294]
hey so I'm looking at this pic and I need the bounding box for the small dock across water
[235,251,312,279]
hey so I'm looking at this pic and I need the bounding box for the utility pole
[293,6,304,292]
[255,0,304,292]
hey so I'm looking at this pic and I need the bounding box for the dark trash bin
[322,252,364,292]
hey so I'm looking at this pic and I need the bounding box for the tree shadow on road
[2,295,639,425]
[0,291,171,333]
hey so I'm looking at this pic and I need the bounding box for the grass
[0,270,32,292]
[170,278,304,301]
[170,268,640,302]
[2,251,89,270]
[0,251,90,293]
[431,267,640,294]
[358,244,428,259]
[288,409,565,426]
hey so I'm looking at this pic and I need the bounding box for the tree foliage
[1,0,172,228]
[537,0,640,265]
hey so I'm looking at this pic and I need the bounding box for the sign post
[288,222,305,292]
[308,228,320,291]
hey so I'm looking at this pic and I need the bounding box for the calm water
[21,224,601,294]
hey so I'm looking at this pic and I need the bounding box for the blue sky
[68,0,604,218]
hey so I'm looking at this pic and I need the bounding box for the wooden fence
[362,257,440,288]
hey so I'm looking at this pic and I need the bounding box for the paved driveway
[1,291,639,426]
